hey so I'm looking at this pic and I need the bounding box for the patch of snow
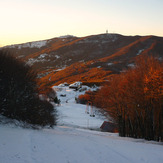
[69,82,82,89]
[108,63,113,66]
[128,63,135,67]
[26,57,50,66]
[79,60,85,63]
[38,53,48,59]
[17,41,47,49]
[55,66,67,72]
[58,83,68,87]
[137,49,144,55]
[55,55,60,59]
[26,58,35,66]
[6,40,48,49]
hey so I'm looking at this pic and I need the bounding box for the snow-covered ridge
[6,40,49,49]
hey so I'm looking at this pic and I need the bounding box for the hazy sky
[0,0,163,46]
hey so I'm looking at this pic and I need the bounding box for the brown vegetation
[81,55,163,141]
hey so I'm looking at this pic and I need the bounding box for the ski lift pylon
[85,101,95,117]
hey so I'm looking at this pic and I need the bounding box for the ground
[0,125,163,163]
[0,85,163,163]
[54,85,108,129]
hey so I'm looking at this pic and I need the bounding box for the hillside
[3,34,163,87]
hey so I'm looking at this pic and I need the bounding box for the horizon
[1,32,163,47]
[1,0,163,47]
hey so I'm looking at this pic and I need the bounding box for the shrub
[0,50,56,127]
[78,94,90,104]
[78,90,96,104]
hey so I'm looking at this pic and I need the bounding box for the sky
[0,0,163,47]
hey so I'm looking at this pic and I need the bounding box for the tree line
[78,55,163,141]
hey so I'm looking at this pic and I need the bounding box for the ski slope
[54,85,108,129]
[0,85,163,163]
[0,124,163,163]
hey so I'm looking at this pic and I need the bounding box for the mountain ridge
[2,33,163,87]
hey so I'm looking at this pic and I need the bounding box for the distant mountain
[2,33,163,87]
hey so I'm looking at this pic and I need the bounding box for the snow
[128,63,135,67]
[69,81,82,88]
[55,55,60,59]
[27,57,50,66]
[38,53,48,59]
[108,62,113,66]
[0,125,163,163]
[18,41,47,49]
[27,52,63,66]
[137,49,144,55]
[0,85,163,163]
[54,66,67,72]
[56,101,105,129]
[27,53,51,65]
[7,40,48,49]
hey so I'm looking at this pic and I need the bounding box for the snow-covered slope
[0,85,163,163]
[0,124,163,163]
[53,85,107,129]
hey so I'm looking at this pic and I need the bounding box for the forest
[78,55,163,141]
